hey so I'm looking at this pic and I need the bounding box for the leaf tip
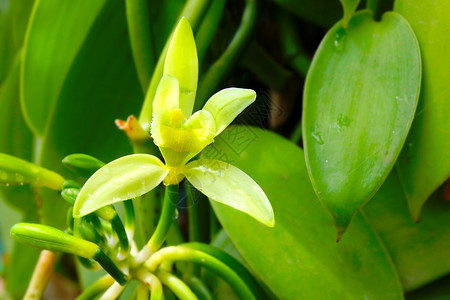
[331,211,353,241]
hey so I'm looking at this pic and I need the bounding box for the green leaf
[364,171,450,291]
[0,19,39,296]
[36,0,143,228]
[74,154,168,217]
[303,11,421,235]
[0,53,35,214]
[164,17,198,118]
[21,0,107,136]
[394,0,450,221]
[125,0,156,92]
[202,88,256,136]
[185,159,274,227]
[340,0,360,28]
[205,126,403,299]
[0,0,34,84]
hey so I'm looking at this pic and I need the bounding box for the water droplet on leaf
[333,27,346,52]
[312,131,324,145]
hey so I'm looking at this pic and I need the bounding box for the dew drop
[337,114,352,128]
[325,160,329,163]
[333,27,347,52]
[311,131,324,145]
[15,173,24,183]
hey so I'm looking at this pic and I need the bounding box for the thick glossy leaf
[21,0,106,135]
[125,0,156,91]
[185,159,274,227]
[303,11,421,235]
[37,0,143,228]
[0,0,34,84]
[74,154,168,217]
[0,6,39,296]
[340,0,360,28]
[205,126,403,299]
[202,88,256,136]
[394,1,450,221]
[364,171,450,291]
[163,17,198,117]
[0,54,35,213]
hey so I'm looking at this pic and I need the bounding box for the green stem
[290,120,303,144]
[136,269,164,300]
[242,42,292,91]
[24,250,56,300]
[124,199,135,239]
[135,185,179,264]
[209,207,220,239]
[111,213,130,255]
[185,276,214,300]
[366,0,379,14]
[146,246,256,300]
[195,0,226,65]
[138,0,212,131]
[156,270,198,300]
[93,250,128,285]
[125,0,156,92]
[187,182,209,244]
[134,190,158,248]
[149,185,179,252]
[136,282,150,300]
[99,282,126,300]
[276,8,311,77]
[195,0,261,111]
[187,183,201,276]
[76,275,114,300]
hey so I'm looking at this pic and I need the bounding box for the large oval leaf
[303,11,421,235]
[21,0,106,136]
[0,4,39,295]
[205,126,403,299]
[394,0,450,221]
[0,52,40,300]
[364,170,450,291]
[74,154,168,217]
[36,0,143,228]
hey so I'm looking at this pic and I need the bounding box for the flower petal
[184,159,274,227]
[152,75,179,114]
[164,17,198,117]
[73,154,168,217]
[202,88,256,136]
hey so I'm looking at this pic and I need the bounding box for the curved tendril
[145,246,256,300]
